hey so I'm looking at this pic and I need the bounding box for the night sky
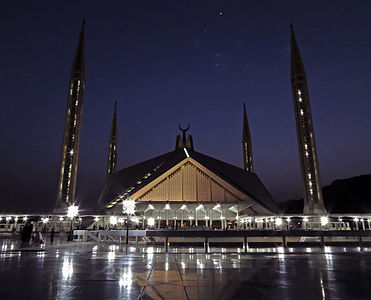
[1,1,371,213]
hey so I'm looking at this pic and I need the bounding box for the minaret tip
[82,19,86,27]
[242,103,253,172]
[107,101,118,175]
[290,22,293,30]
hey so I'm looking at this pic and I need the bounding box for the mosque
[98,124,278,229]
[55,21,326,229]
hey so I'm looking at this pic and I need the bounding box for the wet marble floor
[0,238,371,299]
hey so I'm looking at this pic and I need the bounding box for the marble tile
[1,238,371,299]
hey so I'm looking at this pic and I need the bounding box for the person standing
[50,228,55,244]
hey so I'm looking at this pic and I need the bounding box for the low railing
[73,229,147,244]
[73,229,371,253]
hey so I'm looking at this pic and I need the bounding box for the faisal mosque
[54,21,327,229]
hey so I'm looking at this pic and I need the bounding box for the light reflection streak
[108,252,116,261]
[91,245,97,258]
[197,259,204,269]
[146,247,154,265]
[37,252,45,262]
[320,276,326,300]
[119,268,133,288]
[62,257,73,280]
[109,245,119,251]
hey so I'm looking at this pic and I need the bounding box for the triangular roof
[98,149,279,214]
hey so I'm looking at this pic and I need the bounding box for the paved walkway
[1,238,371,299]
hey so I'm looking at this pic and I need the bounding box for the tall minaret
[56,21,86,207]
[107,102,118,175]
[290,24,326,214]
[242,103,253,172]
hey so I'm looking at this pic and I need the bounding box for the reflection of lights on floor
[37,252,45,261]
[277,247,284,253]
[108,252,116,261]
[231,259,240,269]
[197,259,204,269]
[62,257,73,280]
[325,253,333,262]
[109,245,119,251]
[119,269,132,288]
[320,276,326,299]
[91,245,98,258]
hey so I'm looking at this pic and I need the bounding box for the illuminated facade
[290,24,326,214]
[56,21,86,207]
[99,128,278,227]
[107,102,118,175]
[242,103,253,172]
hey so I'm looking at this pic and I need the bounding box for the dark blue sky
[1,1,371,212]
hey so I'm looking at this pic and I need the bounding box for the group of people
[20,221,55,245]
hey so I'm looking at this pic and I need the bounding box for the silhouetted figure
[21,221,33,244]
[50,228,55,244]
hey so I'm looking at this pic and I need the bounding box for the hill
[279,175,371,214]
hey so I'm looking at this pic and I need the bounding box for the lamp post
[122,199,136,244]
[67,204,79,241]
